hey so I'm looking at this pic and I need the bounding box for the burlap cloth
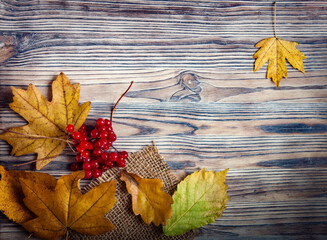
[69,144,196,240]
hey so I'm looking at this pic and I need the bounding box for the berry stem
[110,81,134,123]
[67,141,77,153]
[112,145,118,153]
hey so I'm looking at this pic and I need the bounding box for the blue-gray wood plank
[0,0,326,239]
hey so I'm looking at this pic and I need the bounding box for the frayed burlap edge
[69,144,196,240]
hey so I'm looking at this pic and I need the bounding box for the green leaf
[163,168,229,236]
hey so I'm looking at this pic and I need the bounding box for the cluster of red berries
[66,118,128,179]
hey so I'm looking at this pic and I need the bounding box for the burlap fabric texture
[69,144,195,240]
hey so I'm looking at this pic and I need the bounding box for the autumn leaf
[0,165,56,224]
[163,169,229,236]
[21,171,116,240]
[253,37,306,87]
[0,72,91,170]
[120,170,173,226]
[253,2,306,87]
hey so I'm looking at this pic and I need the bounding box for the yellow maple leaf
[0,73,91,170]
[253,2,306,87]
[21,171,116,240]
[0,165,57,224]
[254,37,306,87]
[120,170,173,226]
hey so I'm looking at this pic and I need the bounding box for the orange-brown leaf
[0,165,56,224]
[0,73,91,170]
[121,170,173,226]
[21,171,116,240]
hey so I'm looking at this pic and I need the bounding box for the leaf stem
[0,128,72,143]
[110,81,134,123]
[274,1,277,38]
[13,152,68,167]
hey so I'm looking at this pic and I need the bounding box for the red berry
[109,152,118,162]
[120,151,128,159]
[99,130,109,139]
[104,160,114,168]
[81,151,90,158]
[101,152,110,161]
[104,119,111,126]
[75,154,83,163]
[84,170,92,179]
[117,159,126,168]
[79,129,87,136]
[117,154,125,162]
[83,156,91,162]
[90,129,99,139]
[70,162,79,171]
[93,148,102,156]
[91,160,99,169]
[100,165,108,172]
[76,145,85,153]
[86,141,94,150]
[79,124,87,132]
[82,162,92,170]
[98,138,107,148]
[106,125,113,132]
[66,124,75,133]
[92,169,102,178]
[96,118,105,127]
[79,141,88,149]
[81,136,89,142]
[108,132,117,141]
[102,144,110,151]
[96,156,104,164]
[72,131,81,140]
[97,126,106,132]
[94,140,101,149]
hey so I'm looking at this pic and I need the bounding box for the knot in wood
[179,72,199,90]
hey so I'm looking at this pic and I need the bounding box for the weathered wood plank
[1,102,326,171]
[0,1,326,72]
[0,70,326,103]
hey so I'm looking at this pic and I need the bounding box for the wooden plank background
[0,0,326,239]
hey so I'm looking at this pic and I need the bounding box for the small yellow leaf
[253,37,306,87]
[21,171,116,240]
[0,73,91,169]
[0,165,56,224]
[121,170,173,226]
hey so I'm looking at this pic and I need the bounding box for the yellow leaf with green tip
[163,168,229,236]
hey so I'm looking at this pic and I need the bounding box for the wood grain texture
[0,0,327,239]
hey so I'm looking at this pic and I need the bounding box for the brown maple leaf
[120,170,173,226]
[0,165,57,224]
[0,73,91,169]
[21,171,116,240]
